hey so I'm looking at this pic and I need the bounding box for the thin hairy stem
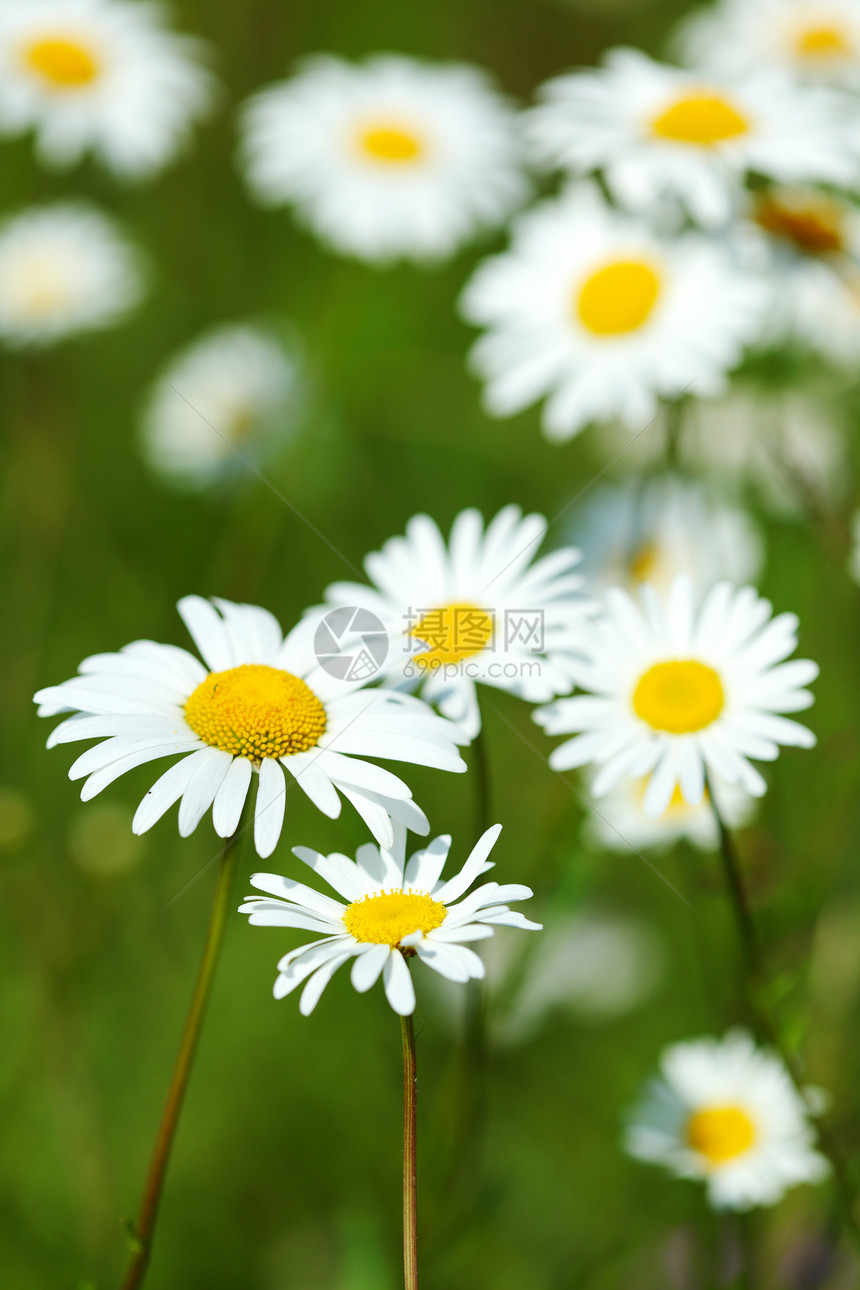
[401,1010,418,1290]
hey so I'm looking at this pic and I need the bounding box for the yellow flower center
[343,889,448,946]
[184,664,327,762]
[576,260,662,336]
[410,602,494,668]
[651,91,749,146]
[629,542,660,583]
[794,23,851,58]
[356,122,425,165]
[12,256,71,319]
[632,660,725,734]
[686,1104,757,1166]
[23,36,100,88]
[754,192,845,255]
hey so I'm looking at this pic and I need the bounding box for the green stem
[708,787,860,1255]
[401,1010,418,1290]
[120,827,243,1290]
[471,723,491,839]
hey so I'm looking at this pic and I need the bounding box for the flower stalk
[120,824,244,1290]
[708,782,860,1253]
[401,1007,419,1290]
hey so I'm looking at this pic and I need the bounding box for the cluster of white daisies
[2,0,860,504]
[36,493,829,1208]
[15,0,854,1222]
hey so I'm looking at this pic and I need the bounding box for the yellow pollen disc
[184,664,327,762]
[343,889,447,946]
[356,122,425,164]
[632,660,725,734]
[24,36,100,87]
[686,1104,757,1166]
[629,542,660,583]
[795,23,851,58]
[754,192,845,255]
[411,602,494,668]
[651,91,749,146]
[576,260,662,336]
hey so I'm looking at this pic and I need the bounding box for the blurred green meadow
[4,0,860,1286]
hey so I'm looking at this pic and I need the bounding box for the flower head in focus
[34,596,468,858]
[239,823,540,1015]
[625,1030,829,1208]
[322,505,589,739]
[534,575,817,815]
[238,54,528,263]
[0,0,214,179]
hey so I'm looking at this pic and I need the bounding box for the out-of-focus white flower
[140,324,304,491]
[569,476,764,599]
[584,772,757,852]
[238,54,528,263]
[603,386,847,517]
[626,1030,830,1209]
[460,182,765,442]
[239,823,540,1016]
[535,576,818,815]
[0,0,214,179]
[0,202,144,347]
[321,506,588,740]
[525,49,856,226]
[733,187,860,367]
[675,0,860,89]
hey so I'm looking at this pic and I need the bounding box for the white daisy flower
[735,187,860,366]
[0,202,144,348]
[675,0,860,89]
[238,54,528,263]
[239,822,541,1016]
[321,506,589,739]
[534,575,818,816]
[140,323,304,491]
[603,384,847,517]
[0,0,213,179]
[33,596,468,859]
[570,476,764,599]
[584,772,757,852]
[525,49,856,226]
[460,183,765,442]
[625,1030,829,1209]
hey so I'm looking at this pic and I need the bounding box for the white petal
[383,951,416,1015]
[212,756,253,837]
[254,758,286,859]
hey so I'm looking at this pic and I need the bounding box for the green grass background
[3,0,860,1286]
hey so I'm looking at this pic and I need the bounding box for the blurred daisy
[239,822,540,1016]
[604,384,847,517]
[525,49,855,226]
[625,1030,829,1209]
[322,506,589,739]
[584,772,756,852]
[0,202,144,348]
[676,0,860,88]
[238,54,528,263]
[34,596,468,858]
[460,183,764,442]
[534,576,818,815]
[737,187,860,366]
[0,0,213,179]
[570,476,764,598]
[141,323,304,491]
